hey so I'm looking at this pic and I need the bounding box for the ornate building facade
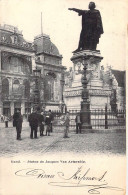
[0,24,35,116]
[0,24,66,117]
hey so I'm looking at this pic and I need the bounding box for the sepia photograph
[0,0,127,194]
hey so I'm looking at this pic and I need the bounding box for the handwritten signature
[15,166,124,194]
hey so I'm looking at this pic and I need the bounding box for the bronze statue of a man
[69,2,103,52]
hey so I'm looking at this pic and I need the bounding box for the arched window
[2,78,9,96]
[23,80,30,98]
[13,80,20,93]
[10,57,19,72]
[44,73,56,101]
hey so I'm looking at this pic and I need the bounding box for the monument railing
[52,108,126,131]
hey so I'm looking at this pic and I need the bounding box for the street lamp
[80,56,92,130]
[33,67,41,111]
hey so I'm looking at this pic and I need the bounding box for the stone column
[9,78,13,96]
[21,101,25,115]
[40,75,44,106]
[10,102,14,116]
[60,71,65,102]
[60,71,65,112]
[33,69,41,111]
[71,50,103,131]
[32,55,36,70]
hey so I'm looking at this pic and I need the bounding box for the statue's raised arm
[68,8,87,16]
[68,2,103,52]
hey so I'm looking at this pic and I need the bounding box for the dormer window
[11,35,18,44]
[14,36,17,43]
[51,45,53,52]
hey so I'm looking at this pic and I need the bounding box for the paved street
[0,122,126,157]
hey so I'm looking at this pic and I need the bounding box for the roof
[0,24,34,52]
[34,34,61,57]
[111,69,125,87]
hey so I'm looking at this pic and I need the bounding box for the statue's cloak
[79,9,103,43]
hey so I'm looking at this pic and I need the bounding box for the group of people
[28,110,53,139]
[12,109,53,140]
[0,114,11,128]
[2,110,82,140]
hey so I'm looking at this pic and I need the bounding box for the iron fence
[52,108,126,131]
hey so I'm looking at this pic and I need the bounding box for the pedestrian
[43,111,47,135]
[1,115,4,122]
[75,113,81,134]
[13,113,17,127]
[38,111,45,136]
[49,110,54,132]
[13,110,23,140]
[28,110,38,139]
[63,112,70,138]
[4,115,9,128]
[45,111,52,136]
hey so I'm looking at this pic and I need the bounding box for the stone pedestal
[71,50,103,131]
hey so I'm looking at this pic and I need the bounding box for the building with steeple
[34,34,66,111]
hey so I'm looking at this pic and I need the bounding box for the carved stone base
[70,50,104,131]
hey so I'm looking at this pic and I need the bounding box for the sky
[0,0,127,70]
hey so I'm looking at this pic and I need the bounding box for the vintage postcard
[0,0,127,194]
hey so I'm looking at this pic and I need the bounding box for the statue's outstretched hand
[68,8,74,11]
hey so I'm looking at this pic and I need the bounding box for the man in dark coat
[13,112,17,127]
[13,110,23,140]
[45,111,52,136]
[28,110,39,139]
[48,110,54,132]
[69,2,103,51]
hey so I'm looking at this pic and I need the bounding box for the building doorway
[14,102,21,113]
[3,108,10,116]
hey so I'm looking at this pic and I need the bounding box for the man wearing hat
[38,111,45,136]
[28,110,39,139]
[48,110,54,132]
[45,110,52,136]
[13,110,23,140]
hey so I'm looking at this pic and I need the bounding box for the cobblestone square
[0,121,126,157]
